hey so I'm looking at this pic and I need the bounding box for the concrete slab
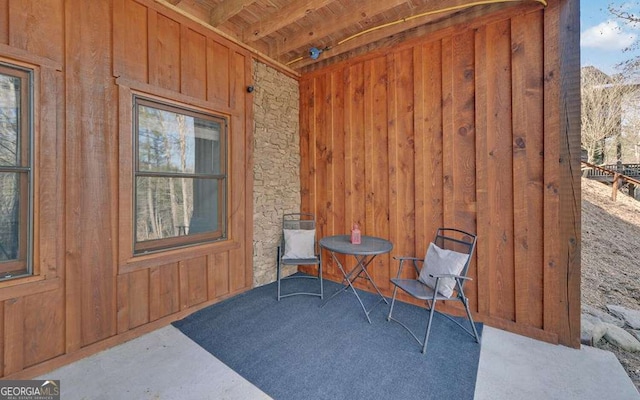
[37,326,271,400]
[38,324,638,400]
[474,326,639,400]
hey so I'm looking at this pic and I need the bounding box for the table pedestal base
[321,252,388,323]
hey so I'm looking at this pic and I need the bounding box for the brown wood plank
[23,290,64,368]
[4,298,24,375]
[65,0,117,348]
[212,252,230,297]
[242,53,254,289]
[474,28,490,316]
[0,0,8,45]
[158,263,180,318]
[186,256,208,307]
[411,44,426,269]
[38,67,64,279]
[385,48,414,291]
[512,10,544,329]
[451,31,477,233]
[114,0,148,82]
[441,37,454,232]
[299,77,313,219]
[543,0,581,348]
[117,84,135,267]
[149,267,161,321]
[8,0,63,64]
[206,255,215,300]
[331,69,346,238]
[421,40,444,257]
[210,0,254,26]
[148,267,161,321]
[206,39,230,106]
[152,13,181,91]
[244,0,335,43]
[343,63,364,280]
[116,274,130,333]
[181,26,207,99]
[363,58,382,237]
[451,31,479,310]
[128,270,150,329]
[275,0,409,57]
[364,56,390,290]
[178,261,189,310]
[0,302,4,376]
[147,8,159,86]
[433,32,475,310]
[315,73,330,237]
[484,19,515,321]
[229,51,249,291]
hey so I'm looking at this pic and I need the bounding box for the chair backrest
[432,228,477,281]
[282,213,316,231]
[280,213,317,260]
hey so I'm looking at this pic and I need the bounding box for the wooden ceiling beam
[243,0,335,43]
[210,0,256,26]
[293,3,505,70]
[275,0,410,57]
[297,1,542,72]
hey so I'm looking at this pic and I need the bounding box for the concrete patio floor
[38,324,639,399]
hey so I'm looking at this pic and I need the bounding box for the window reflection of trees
[134,99,224,252]
[0,72,21,262]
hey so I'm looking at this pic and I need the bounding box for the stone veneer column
[252,61,300,286]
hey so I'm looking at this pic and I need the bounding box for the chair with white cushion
[387,228,479,354]
[277,213,323,300]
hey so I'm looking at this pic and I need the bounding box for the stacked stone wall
[252,61,300,286]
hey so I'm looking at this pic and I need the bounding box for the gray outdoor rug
[173,274,483,400]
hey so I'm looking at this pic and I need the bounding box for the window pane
[0,172,24,262]
[135,176,221,243]
[0,72,21,166]
[137,104,223,175]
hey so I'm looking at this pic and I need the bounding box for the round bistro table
[319,235,393,323]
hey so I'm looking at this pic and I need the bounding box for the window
[133,97,227,254]
[0,64,32,279]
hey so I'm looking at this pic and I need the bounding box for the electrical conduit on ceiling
[286,0,548,66]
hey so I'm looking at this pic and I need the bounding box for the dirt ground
[581,177,640,391]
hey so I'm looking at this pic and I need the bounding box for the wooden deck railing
[581,161,640,201]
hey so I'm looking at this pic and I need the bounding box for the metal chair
[387,228,479,354]
[277,213,323,300]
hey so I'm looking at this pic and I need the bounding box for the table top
[319,235,393,256]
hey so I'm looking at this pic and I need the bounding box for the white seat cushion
[282,229,315,259]
[418,242,468,298]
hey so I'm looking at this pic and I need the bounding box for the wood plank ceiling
[165,0,547,73]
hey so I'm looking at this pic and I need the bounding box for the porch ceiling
[164,0,547,73]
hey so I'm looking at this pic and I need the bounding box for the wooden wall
[0,0,254,378]
[299,0,580,347]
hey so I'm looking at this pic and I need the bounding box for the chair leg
[277,262,281,302]
[387,286,399,321]
[462,296,480,342]
[422,297,438,354]
[319,254,323,299]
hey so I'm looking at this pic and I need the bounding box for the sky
[581,1,640,75]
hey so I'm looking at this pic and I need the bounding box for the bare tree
[581,66,638,163]
[608,3,640,75]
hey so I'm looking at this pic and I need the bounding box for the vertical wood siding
[0,0,254,378]
[300,3,580,346]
